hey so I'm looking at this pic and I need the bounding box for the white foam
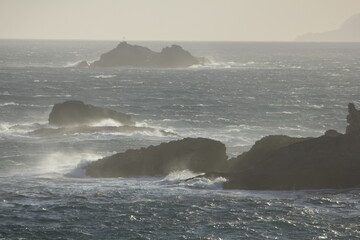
[92,75,116,79]
[183,176,227,190]
[158,170,227,190]
[64,60,88,68]
[0,102,18,106]
[64,160,92,178]
[89,119,124,127]
[34,152,103,176]
[159,170,199,184]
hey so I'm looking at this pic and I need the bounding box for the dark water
[1,40,360,239]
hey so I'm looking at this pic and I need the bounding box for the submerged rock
[85,138,228,177]
[48,100,134,126]
[91,42,205,68]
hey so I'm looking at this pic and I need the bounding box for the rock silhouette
[90,42,205,68]
[346,103,360,134]
[296,13,360,42]
[85,138,227,177]
[85,103,360,190]
[223,130,360,190]
[48,100,133,126]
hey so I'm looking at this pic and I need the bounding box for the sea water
[0,40,360,239]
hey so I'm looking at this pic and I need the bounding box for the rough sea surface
[1,40,360,239]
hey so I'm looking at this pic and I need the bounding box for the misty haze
[1,0,360,239]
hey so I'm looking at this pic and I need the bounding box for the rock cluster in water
[85,103,360,190]
[23,100,177,137]
[77,42,206,68]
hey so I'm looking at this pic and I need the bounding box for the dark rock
[75,60,89,67]
[85,138,228,177]
[48,100,133,126]
[83,102,360,191]
[346,103,360,134]
[324,129,342,137]
[224,131,360,190]
[227,135,311,172]
[91,42,205,68]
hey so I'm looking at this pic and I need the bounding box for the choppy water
[1,40,360,239]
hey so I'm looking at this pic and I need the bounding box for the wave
[158,170,227,190]
[91,75,117,79]
[0,102,18,107]
[63,60,91,68]
[64,160,92,178]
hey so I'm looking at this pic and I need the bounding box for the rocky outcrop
[90,42,205,68]
[223,130,360,190]
[227,135,311,172]
[85,138,228,177]
[346,103,360,134]
[48,100,133,126]
[84,103,360,190]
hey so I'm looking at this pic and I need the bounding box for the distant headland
[77,42,208,68]
[296,13,360,42]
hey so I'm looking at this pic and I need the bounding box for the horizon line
[0,38,360,43]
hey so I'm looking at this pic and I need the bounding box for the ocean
[0,40,360,239]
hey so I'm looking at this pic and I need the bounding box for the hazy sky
[0,0,359,41]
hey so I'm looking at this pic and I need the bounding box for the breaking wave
[158,170,227,190]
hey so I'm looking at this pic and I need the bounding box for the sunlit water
[1,40,360,239]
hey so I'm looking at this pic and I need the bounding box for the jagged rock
[91,42,205,68]
[75,60,90,67]
[48,100,133,126]
[346,103,360,134]
[85,138,228,177]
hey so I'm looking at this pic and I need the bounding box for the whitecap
[159,170,199,185]
[92,75,116,79]
[183,176,227,190]
[89,118,124,127]
[0,102,18,106]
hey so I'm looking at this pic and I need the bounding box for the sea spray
[64,159,93,178]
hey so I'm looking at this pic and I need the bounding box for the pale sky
[0,0,359,41]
